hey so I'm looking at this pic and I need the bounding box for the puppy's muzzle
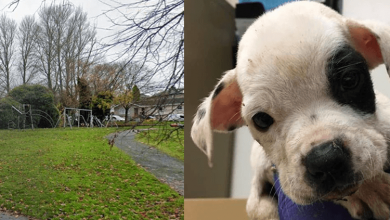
[304,139,358,196]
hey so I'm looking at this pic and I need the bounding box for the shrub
[0,97,20,129]
[9,84,59,128]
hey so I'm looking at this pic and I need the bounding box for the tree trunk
[125,107,129,124]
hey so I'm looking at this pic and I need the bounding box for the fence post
[63,108,66,128]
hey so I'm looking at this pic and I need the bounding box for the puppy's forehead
[236,2,347,78]
[235,2,349,113]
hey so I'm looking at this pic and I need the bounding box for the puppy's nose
[304,140,353,192]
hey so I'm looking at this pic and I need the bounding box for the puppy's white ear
[191,69,245,166]
[346,20,390,73]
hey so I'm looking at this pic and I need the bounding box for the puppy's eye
[252,112,274,131]
[340,71,360,90]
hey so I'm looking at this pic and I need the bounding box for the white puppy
[191,1,390,219]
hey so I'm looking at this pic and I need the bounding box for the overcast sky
[0,0,126,60]
[0,0,184,91]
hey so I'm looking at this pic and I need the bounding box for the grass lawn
[135,124,184,161]
[0,128,183,219]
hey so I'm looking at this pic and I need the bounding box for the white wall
[226,0,238,7]
[230,0,390,198]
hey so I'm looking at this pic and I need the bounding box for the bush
[8,85,59,128]
[0,97,20,129]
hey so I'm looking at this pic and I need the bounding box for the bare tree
[118,61,156,94]
[17,15,40,85]
[36,4,56,92]
[36,2,98,104]
[0,14,17,93]
[62,6,98,100]
[88,63,119,95]
[53,3,72,95]
[100,0,184,93]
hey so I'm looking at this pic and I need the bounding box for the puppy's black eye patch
[252,112,274,132]
[327,45,375,114]
[340,70,360,91]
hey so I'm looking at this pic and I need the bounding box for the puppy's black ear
[191,69,245,166]
[346,20,390,74]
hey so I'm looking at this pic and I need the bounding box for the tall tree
[53,3,72,95]
[37,2,98,103]
[77,76,91,109]
[0,14,17,93]
[17,15,40,85]
[63,6,97,99]
[36,4,56,92]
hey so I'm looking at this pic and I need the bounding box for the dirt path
[107,130,184,195]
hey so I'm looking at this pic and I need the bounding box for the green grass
[135,124,184,161]
[0,128,183,219]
